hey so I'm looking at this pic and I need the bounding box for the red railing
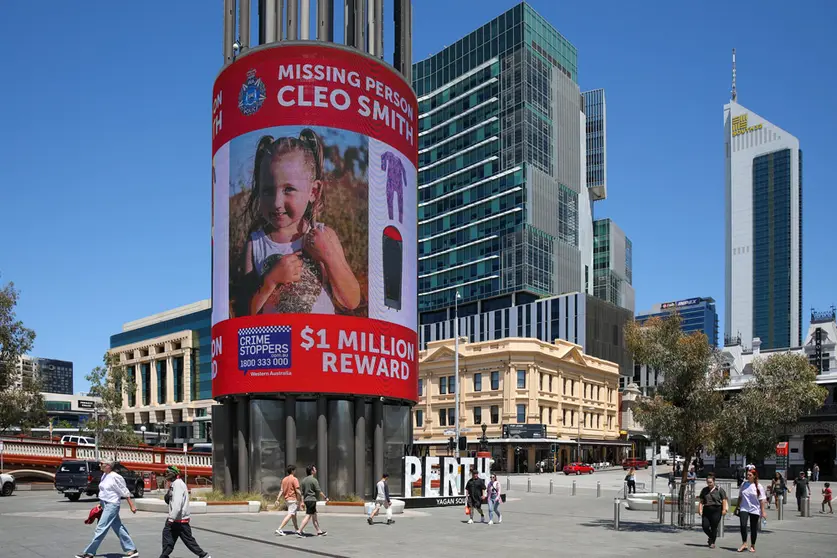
[0,437,213,478]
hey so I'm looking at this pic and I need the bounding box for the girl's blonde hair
[245,128,325,232]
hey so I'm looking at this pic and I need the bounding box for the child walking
[822,482,833,514]
[244,129,360,316]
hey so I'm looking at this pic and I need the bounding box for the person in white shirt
[736,468,767,553]
[367,473,394,525]
[75,460,139,558]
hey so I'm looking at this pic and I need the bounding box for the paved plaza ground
[1,469,834,557]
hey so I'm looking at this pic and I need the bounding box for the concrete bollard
[572,480,577,496]
[506,476,511,492]
[613,498,621,531]
[802,497,811,517]
[597,481,601,498]
[549,479,553,494]
[658,494,666,524]
[527,477,531,493]
[719,509,725,538]
[777,496,784,521]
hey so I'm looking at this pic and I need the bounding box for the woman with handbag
[735,468,767,553]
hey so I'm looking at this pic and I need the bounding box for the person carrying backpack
[160,465,211,558]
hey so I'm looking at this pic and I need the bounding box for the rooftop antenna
[731,48,737,102]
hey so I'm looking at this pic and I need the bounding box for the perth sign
[401,455,495,508]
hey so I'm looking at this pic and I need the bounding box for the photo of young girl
[228,126,367,318]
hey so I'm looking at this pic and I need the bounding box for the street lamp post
[454,290,461,458]
[140,425,147,445]
[479,423,488,453]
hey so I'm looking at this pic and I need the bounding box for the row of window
[417,406,614,430]
[424,371,614,401]
[419,190,523,238]
[419,169,524,223]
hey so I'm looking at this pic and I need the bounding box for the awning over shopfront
[572,438,633,447]
[412,437,575,445]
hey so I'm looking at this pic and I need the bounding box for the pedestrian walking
[813,463,820,482]
[687,467,697,487]
[74,460,139,558]
[698,473,728,549]
[821,482,833,514]
[768,472,786,509]
[625,468,637,494]
[794,471,810,512]
[486,473,502,525]
[275,465,302,536]
[367,473,394,525]
[735,468,767,553]
[159,466,211,558]
[297,465,328,537]
[465,469,486,524]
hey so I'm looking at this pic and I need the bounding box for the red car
[563,462,594,475]
[622,458,649,470]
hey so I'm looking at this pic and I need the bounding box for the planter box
[314,499,405,515]
[135,498,260,514]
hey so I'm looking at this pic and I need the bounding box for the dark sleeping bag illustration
[383,225,403,310]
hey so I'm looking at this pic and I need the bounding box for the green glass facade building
[414,2,587,322]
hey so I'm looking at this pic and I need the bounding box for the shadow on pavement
[578,518,681,534]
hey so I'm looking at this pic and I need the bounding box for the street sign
[502,424,546,439]
[443,430,455,436]
[459,428,471,433]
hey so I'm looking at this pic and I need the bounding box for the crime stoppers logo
[238,69,266,116]
[237,325,292,374]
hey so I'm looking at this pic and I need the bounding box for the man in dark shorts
[298,465,328,537]
[465,469,487,524]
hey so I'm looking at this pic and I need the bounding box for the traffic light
[550,443,557,453]
[514,446,521,455]
[448,437,454,451]
[458,436,467,451]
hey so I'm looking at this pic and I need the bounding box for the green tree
[626,314,728,525]
[715,352,827,462]
[85,353,139,450]
[0,280,46,433]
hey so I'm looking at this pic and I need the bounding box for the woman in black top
[698,473,728,549]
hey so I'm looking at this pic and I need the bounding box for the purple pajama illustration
[381,151,406,223]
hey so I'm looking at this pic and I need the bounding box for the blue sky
[1,0,834,392]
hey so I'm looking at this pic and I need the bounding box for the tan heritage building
[416,337,628,473]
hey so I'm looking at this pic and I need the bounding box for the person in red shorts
[821,482,833,514]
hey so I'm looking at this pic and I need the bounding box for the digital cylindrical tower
[211,1,416,499]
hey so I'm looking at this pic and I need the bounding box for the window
[540,406,544,423]
[563,378,567,394]
[540,372,544,390]
[517,369,526,388]
[440,377,447,395]
[418,379,424,397]
[563,409,568,426]
[474,373,482,392]
[490,405,499,424]
[416,410,423,427]
[549,375,553,392]
[448,376,456,395]
[549,407,553,424]
[491,370,500,390]
[516,404,526,423]
[439,409,447,426]
[448,408,456,426]
[474,406,482,424]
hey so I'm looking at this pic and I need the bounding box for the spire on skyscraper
[731,48,737,102]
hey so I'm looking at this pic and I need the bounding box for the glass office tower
[592,218,634,312]
[725,101,802,350]
[414,2,585,323]
[636,297,720,348]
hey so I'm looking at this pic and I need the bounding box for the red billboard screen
[211,44,418,402]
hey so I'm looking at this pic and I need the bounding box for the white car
[59,435,95,447]
[1,473,15,496]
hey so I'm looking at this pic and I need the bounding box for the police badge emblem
[238,69,266,116]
